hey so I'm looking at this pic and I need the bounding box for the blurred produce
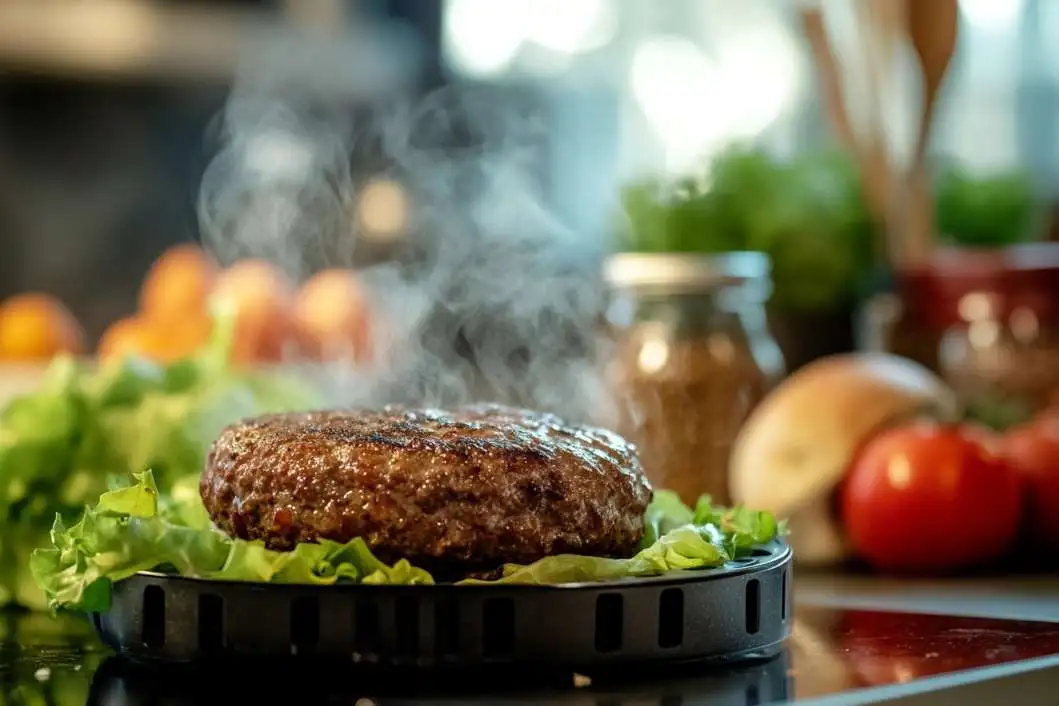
[211,259,303,364]
[96,243,374,367]
[97,244,218,363]
[139,243,220,324]
[0,316,319,610]
[294,268,373,364]
[99,314,206,364]
[731,349,1059,573]
[606,252,784,506]
[936,165,1039,248]
[98,316,153,362]
[841,421,1022,573]
[1001,417,1059,551]
[0,293,84,361]
[728,352,960,566]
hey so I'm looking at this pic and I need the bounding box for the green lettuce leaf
[641,488,695,547]
[33,476,782,612]
[469,491,785,585]
[2,313,321,609]
[31,470,433,613]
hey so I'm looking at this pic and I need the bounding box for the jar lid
[604,252,770,291]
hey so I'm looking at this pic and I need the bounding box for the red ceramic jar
[867,243,1059,422]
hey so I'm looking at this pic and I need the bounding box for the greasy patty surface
[200,404,652,573]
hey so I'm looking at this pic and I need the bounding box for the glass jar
[604,252,785,505]
[865,244,1059,425]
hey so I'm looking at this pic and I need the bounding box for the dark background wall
[0,0,446,342]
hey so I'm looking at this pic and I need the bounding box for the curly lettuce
[1,314,319,610]
[32,471,783,614]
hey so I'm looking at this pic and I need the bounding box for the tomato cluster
[840,414,1059,573]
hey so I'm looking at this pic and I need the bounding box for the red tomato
[841,422,1023,573]
[1001,421,1059,549]
[1030,408,1059,435]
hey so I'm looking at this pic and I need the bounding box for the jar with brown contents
[604,253,785,506]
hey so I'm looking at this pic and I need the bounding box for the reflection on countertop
[3,603,1059,705]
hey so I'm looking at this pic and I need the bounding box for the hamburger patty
[200,404,652,574]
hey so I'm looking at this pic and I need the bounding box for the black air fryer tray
[93,540,792,669]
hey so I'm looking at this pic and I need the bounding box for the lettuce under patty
[31,469,783,614]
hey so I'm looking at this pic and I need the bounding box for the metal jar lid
[604,252,771,293]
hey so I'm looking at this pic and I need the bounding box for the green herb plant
[934,164,1039,248]
[620,149,1042,311]
[619,146,877,313]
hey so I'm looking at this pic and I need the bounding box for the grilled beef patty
[199,404,652,575]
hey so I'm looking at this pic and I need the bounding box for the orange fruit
[165,312,213,359]
[294,269,373,363]
[100,313,213,364]
[0,293,84,361]
[139,243,219,323]
[211,260,300,364]
[98,316,168,363]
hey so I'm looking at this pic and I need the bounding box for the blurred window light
[958,0,1024,31]
[523,0,618,55]
[717,29,804,137]
[630,36,722,173]
[443,0,526,77]
[629,28,804,174]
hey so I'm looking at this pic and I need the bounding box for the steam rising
[198,54,613,425]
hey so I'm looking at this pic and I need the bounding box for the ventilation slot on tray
[594,593,623,653]
[198,594,224,653]
[395,597,420,661]
[290,596,320,655]
[141,585,166,648]
[354,598,381,659]
[745,579,761,635]
[658,588,684,648]
[434,599,460,659]
[781,569,789,621]
[482,598,515,659]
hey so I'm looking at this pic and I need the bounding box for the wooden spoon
[904,0,959,265]
[799,7,892,240]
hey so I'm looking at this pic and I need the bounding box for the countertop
[796,572,1059,622]
[4,576,1059,706]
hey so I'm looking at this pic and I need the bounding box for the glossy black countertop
[4,601,1059,706]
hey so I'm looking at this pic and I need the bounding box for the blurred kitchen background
[0,0,1051,340]
[7,0,1059,576]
